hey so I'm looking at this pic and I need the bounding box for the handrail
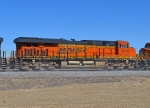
[140,52,150,60]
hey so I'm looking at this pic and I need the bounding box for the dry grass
[0,77,149,108]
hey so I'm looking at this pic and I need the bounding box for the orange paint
[16,40,137,59]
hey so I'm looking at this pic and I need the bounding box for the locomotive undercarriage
[6,57,150,71]
[135,59,150,70]
[104,60,136,71]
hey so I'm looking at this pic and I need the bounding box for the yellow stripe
[58,44,116,48]
[18,55,136,60]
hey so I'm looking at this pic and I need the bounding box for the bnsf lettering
[59,48,66,52]
[68,48,74,52]
[57,48,88,54]
[76,48,82,52]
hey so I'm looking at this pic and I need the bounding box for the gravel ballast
[0,71,149,91]
[0,70,150,78]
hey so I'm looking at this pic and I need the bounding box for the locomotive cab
[144,42,150,49]
[117,40,136,59]
[139,42,150,59]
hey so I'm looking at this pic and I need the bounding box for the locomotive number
[122,50,129,53]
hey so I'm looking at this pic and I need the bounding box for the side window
[120,44,128,48]
[125,44,128,48]
[145,43,150,48]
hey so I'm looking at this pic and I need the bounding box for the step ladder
[1,51,7,70]
[15,58,20,69]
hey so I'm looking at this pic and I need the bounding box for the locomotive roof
[146,42,150,44]
[0,37,3,43]
[14,37,117,46]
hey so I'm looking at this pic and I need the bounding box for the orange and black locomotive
[10,37,137,70]
[0,36,150,71]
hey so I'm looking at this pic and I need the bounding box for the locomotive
[139,42,150,59]
[0,37,150,71]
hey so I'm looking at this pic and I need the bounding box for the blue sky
[0,0,150,56]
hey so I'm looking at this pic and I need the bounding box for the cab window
[120,44,128,48]
[145,43,150,48]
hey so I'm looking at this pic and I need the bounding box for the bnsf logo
[57,48,88,54]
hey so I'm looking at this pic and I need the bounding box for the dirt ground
[0,76,149,108]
